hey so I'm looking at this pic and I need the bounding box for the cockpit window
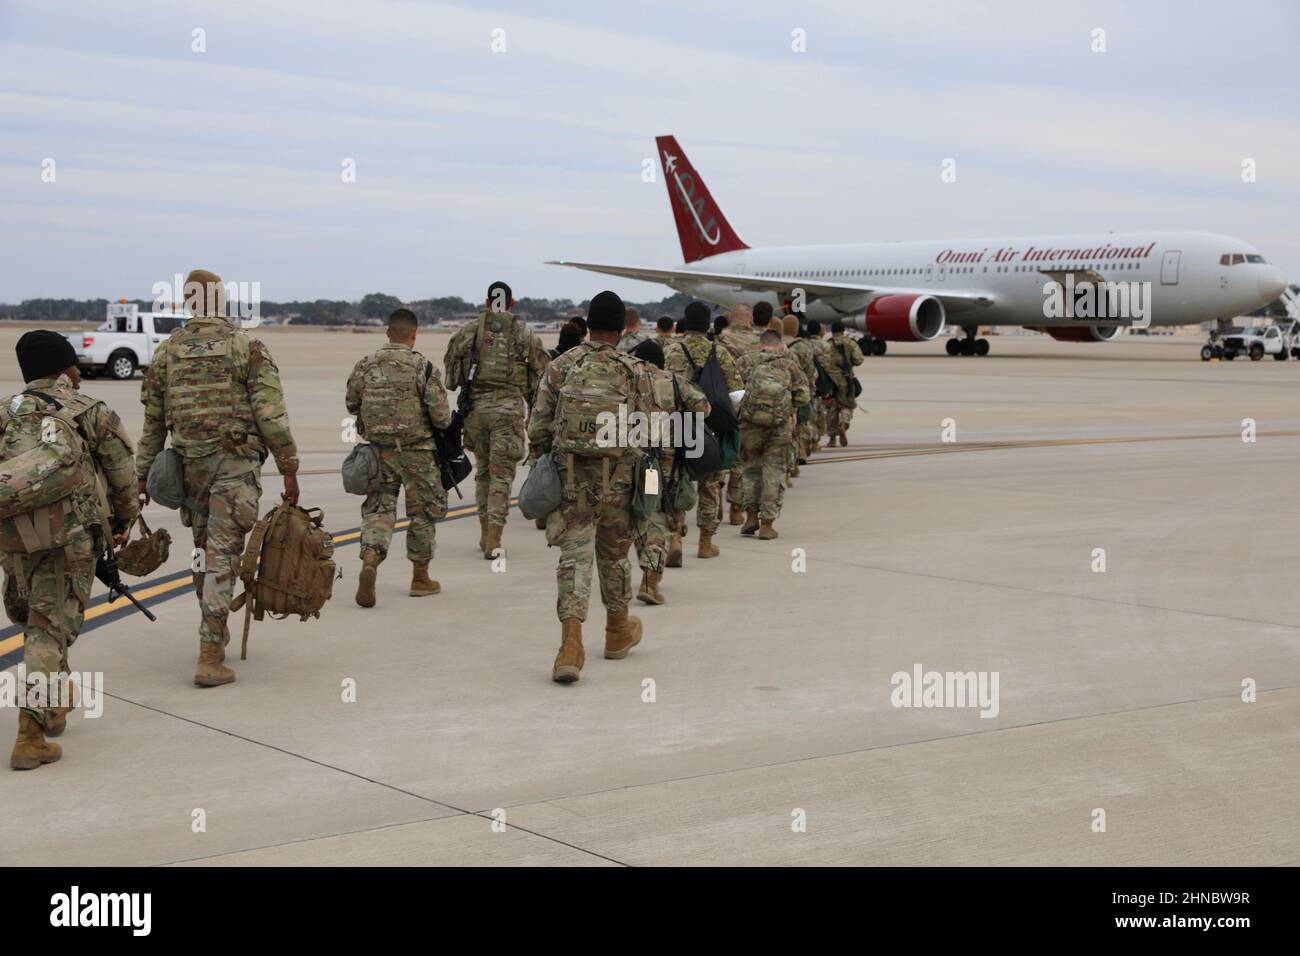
[1246,254,1266,264]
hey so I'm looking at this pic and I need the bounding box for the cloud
[0,0,1296,302]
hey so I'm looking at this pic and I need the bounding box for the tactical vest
[358,347,434,447]
[740,353,793,427]
[0,388,105,555]
[163,319,258,458]
[552,346,647,460]
[472,310,527,393]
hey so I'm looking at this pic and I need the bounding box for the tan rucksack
[233,503,337,660]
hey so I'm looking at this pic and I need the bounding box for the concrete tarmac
[0,329,1296,866]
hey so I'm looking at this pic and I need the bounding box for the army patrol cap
[15,329,78,383]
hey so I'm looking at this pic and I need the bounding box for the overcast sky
[2,0,1297,304]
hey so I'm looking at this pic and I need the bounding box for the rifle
[95,541,157,622]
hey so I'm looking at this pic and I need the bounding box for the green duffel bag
[518,451,562,521]
[341,442,381,496]
[147,448,208,516]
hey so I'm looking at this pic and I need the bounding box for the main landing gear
[856,334,888,356]
[945,327,990,357]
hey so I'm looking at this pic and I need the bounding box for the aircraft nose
[1259,266,1286,300]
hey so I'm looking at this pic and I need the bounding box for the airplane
[549,135,1288,356]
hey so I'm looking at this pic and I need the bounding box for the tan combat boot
[483,524,504,561]
[194,641,235,687]
[758,521,779,540]
[355,548,381,608]
[410,561,441,596]
[666,532,683,568]
[478,514,489,553]
[741,509,760,535]
[636,570,665,606]
[45,678,77,738]
[552,619,584,683]
[728,503,743,525]
[604,609,643,660]
[697,528,720,559]
[10,712,60,770]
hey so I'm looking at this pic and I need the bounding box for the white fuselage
[674,231,1285,330]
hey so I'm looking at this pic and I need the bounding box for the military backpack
[0,389,103,555]
[233,503,337,660]
[740,354,793,427]
[357,349,433,447]
[552,347,646,460]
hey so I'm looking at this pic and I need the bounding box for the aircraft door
[1161,250,1181,285]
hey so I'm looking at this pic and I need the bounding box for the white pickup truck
[63,302,188,379]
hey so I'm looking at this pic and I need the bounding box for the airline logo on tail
[655,135,749,263]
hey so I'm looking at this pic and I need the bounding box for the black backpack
[432,410,474,495]
[812,358,837,399]
[681,341,738,435]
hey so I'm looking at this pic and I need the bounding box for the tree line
[0,291,696,326]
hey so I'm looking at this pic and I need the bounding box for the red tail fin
[655,135,748,263]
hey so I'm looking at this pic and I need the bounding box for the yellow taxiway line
[0,500,490,660]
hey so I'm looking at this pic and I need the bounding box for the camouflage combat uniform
[1,376,138,726]
[617,329,651,353]
[346,343,451,563]
[137,315,299,650]
[809,333,834,443]
[664,332,741,534]
[827,333,865,438]
[634,368,709,576]
[736,350,810,525]
[445,310,547,533]
[788,335,819,460]
[528,341,655,623]
[718,325,763,512]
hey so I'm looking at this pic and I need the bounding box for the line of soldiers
[2,271,867,769]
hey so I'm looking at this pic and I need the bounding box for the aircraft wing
[546,260,994,313]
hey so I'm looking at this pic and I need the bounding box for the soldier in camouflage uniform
[652,316,680,362]
[2,331,138,769]
[665,302,741,560]
[528,292,653,684]
[736,330,811,539]
[346,309,452,606]
[136,269,299,688]
[806,320,834,447]
[617,306,651,353]
[718,303,763,524]
[788,320,821,463]
[628,339,709,606]
[780,314,809,482]
[826,320,866,446]
[444,282,548,561]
